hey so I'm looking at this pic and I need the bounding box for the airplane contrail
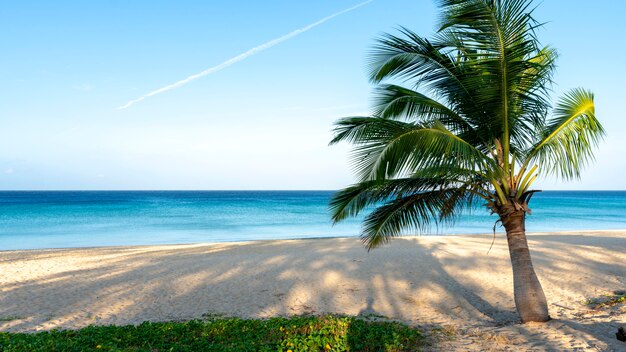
[117,0,374,110]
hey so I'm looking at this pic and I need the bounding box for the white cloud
[4,168,14,174]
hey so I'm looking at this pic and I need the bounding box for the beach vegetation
[329,0,604,323]
[584,290,626,309]
[0,315,422,351]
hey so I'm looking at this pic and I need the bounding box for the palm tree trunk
[500,207,550,323]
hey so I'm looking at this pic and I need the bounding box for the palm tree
[329,0,604,323]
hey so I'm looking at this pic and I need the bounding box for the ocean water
[1,191,625,250]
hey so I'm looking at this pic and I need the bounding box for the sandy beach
[1,231,625,351]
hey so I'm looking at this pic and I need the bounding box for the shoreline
[3,228,626,253]
[1,231,624,350]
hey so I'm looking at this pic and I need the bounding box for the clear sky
[1,0,624,190]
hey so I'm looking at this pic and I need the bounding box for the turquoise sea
[1,191,625,250]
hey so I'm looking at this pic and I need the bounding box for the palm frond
[508,47,557,151]
[330,166,490,223]
[438,0,544,159]
[373,84,460,122]
[526,88,604,179]
[372,83,493,150]
[360,187,477,250]
[368,28,474,105]
[331,117,491,181]
[329,116,412,146]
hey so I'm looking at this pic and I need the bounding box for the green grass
[0,315,423,351]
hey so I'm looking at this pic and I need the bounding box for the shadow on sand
[0,233,624,350]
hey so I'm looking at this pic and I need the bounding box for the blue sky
[1,0,624,190]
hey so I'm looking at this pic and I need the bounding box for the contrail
[117,0,374,110]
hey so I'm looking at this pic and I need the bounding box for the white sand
[1,231,625,351]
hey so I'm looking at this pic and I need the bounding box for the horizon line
[1,189,625,192]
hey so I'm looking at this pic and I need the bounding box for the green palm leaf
[528,88,604,179]
[331,117,491,181]
[360,187,477,250]
[330,166,489,223]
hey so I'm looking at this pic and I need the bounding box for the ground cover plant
[0,315,423,352]
[584,290,626,309]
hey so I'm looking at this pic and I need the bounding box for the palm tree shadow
[2,235,622,350]
[431,244,518,325]
[351,238,518,326]
[0,237,517,332]
[357,296,376,317]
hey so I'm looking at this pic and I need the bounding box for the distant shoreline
[3,228,626,253]
[1,189,626,192]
